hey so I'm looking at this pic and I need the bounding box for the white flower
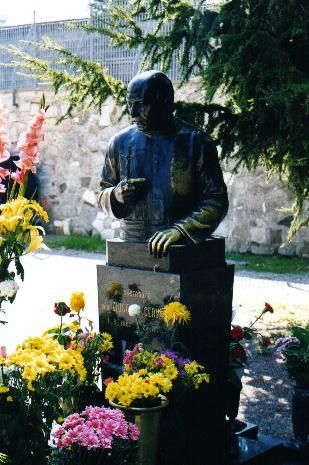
[128,304,141,317]
[0,280,19,298]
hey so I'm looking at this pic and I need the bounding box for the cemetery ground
[1,240,308,445]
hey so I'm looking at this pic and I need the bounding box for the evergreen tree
[6,0,309,239]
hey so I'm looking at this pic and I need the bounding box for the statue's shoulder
[110,124,138,145]
[175,119,215,146]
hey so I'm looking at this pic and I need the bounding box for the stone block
[96,211,107,221]
[103,217,113,228]
[92,217,104,233]
[82,189,97,206]
[100,229,115,240]
[278,243,296,256]
[249,226,266,244]
[269,228,282,245]
[111,220,121,230]
[250,244,273,255]
[81,177,91,188]
[99,109,111,128]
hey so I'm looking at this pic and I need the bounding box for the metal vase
[109,397,169,465]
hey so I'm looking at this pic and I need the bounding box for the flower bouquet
[46,291,114,411]
[226,303,274,422]
[0,333,87,464]
[275,326,309,446]
[49,406,139,465]
[0,97,49,324]
[274,326,309,388]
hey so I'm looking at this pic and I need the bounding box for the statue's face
[127,71,174,132]
[127,82,156,132]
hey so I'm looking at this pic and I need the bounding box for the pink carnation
[53,406,139,451]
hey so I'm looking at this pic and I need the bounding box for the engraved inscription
[123,289,150,299]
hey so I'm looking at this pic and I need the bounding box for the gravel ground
[232,268,309,443]
[2,250,308,443]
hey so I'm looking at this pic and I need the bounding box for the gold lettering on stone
[123,290,150,299]
[143,306,161,319]
[107,317,130,328]
[112,302,129,314]
[101,303,113,311]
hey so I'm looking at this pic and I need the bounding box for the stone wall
[1,87,308,257]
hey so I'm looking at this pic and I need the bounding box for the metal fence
[0,12,181,91]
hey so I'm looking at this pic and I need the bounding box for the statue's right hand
[113,178,146,205]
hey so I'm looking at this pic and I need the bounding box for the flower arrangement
[4,335,86,390]
[49,406,139,465]
[49,291,114,389]
[0,97,49,322]
[0,332,87,464]
[274,326,309,387]
[230,302,274,371]
[105,344,210,408]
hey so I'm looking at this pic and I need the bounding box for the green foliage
[5,0,309,238]
[283,325,309,386]
[44,234,106,253]
[226,252,309,274]
[5,38,127,122]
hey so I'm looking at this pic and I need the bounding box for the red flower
[264,302,274,313]
[231,344,246,359]
[54,302,71,316]
[230,325,244,341]
[258,336,272,348]
[103,377,113,386]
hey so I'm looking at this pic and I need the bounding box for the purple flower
[159,350,190,370]
[274,337,300,353]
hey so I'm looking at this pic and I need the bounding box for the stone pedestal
[97,237,234,464]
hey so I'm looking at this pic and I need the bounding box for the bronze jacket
[98,119,228,243]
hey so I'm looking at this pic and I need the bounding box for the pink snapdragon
[53,406,139,451]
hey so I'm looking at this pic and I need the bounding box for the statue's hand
[113,178,146,205]
[148,228,182,258]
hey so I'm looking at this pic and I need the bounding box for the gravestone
[98,237,234,465]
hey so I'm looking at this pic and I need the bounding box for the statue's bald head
[127,70,174,132]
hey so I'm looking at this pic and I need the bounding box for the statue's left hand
[148,228,182,258]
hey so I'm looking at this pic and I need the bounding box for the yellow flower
[70,291,86,313]
[6,396,13,402]
[0,215,23,232]
[7,335,86,388]
[100,332,114,352]
[161,301,191,326]
[0,386,9,394]
[70,320,81,332]
[184,361,203,376]
[30,200,49,223]
[24,228,49,254]
[0,356,5,366]
[163,365,178,380]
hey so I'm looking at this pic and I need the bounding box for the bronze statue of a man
[98,70,228,257]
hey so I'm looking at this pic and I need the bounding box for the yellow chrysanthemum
[6,335,86,389]
[100,332,114,352]
[70,291,86,313]
[0,386,9,394]
[161,301,191,326]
